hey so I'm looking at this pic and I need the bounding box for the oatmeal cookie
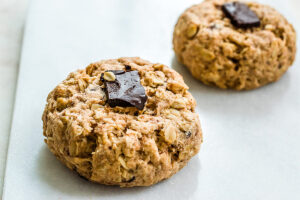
[173,0,296,90]
[42,57,202,187]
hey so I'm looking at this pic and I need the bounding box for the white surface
[0,0,28,195]
[2,0,300,199]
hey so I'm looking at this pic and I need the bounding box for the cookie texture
[173,0,296,90]
[42,57,202,187]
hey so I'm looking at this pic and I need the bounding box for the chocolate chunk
[102,70,148,110]
[222,2,260,28]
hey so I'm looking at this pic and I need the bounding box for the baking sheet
[2,0,300,199]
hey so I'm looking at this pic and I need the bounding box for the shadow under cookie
[36,146,201,199]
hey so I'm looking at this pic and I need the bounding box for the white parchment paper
[2,0,300,199]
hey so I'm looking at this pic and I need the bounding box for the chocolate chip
[125,65,131,71]
[102,70,148,110]
[222,2,260,28]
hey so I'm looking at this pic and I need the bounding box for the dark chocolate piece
[102,70,148,110]
[222,2,260,28]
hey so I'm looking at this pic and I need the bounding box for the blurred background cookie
[173,0,296,90]
[42,57,202,187]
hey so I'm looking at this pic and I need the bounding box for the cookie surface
[42,57,202,187]
[173,0,296,90]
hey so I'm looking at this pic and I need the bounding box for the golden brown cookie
[173,0,296,90]
[42,57,202,187]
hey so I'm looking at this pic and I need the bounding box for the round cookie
[42,57,202,187]
[173,0,296,90]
